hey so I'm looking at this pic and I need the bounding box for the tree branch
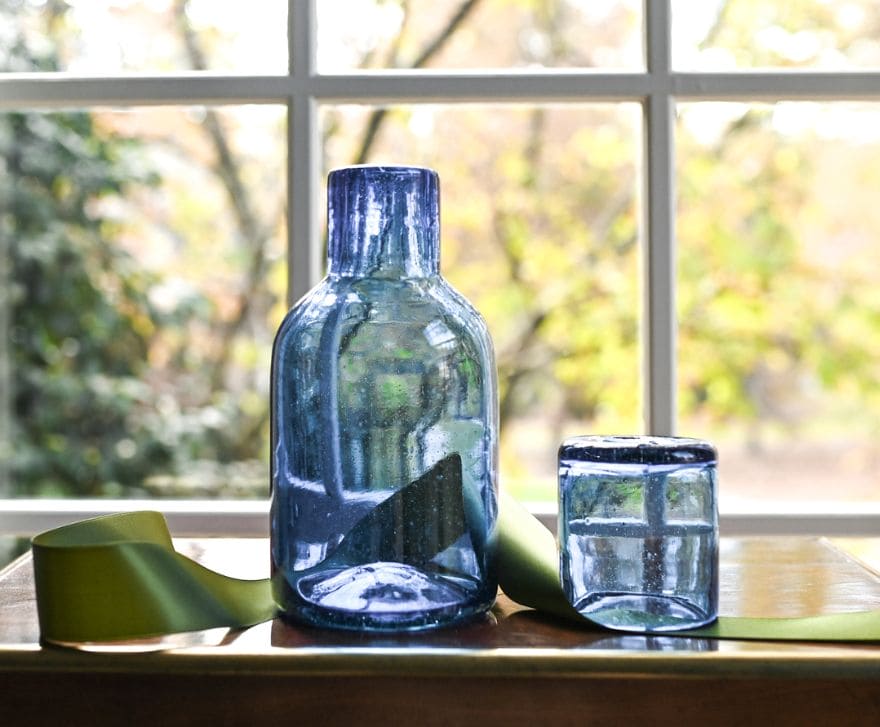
[698,0,732,50]
[173,0,276,393]
[353,0,483,164]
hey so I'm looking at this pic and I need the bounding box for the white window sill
[1,498,879,538]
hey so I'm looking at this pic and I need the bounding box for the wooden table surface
[2,537,879,726]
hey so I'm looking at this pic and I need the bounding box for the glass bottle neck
[327,166,440,279]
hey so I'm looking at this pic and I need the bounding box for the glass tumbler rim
[559,435,717,466]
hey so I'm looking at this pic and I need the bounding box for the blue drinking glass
[559,435,719,632]
[270,166,498,631]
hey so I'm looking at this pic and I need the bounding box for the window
[2,0,880,560]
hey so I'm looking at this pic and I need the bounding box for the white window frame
[2,0,880,537]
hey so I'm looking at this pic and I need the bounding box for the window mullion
[289,0,321,304]
[6,70,880,109]
[673,71,880,100]
[642,0,676,436]
[0,74,296,108]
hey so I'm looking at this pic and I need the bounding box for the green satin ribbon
[497,491,880,642]
[31,511,274,643]
[31,490,880,644]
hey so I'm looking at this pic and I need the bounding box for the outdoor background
[3,0,880,524]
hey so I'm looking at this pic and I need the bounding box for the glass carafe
[270,166,498,630]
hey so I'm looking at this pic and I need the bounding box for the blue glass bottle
[270,166,498,631]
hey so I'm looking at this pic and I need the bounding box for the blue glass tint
[270,166,498,631]
[559,436,719,632]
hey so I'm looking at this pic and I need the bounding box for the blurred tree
[169,0,283,464]
[333,0,880,498]
[676,0,880,455]
[2,0,288,498]
[330,0,641,493]
[6,0,880,504]
[0,1,174,496]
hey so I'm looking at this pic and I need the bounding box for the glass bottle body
[270,167,498,631]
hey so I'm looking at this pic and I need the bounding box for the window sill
[1,498,879,538]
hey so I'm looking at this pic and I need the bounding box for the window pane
[673,0,880,70]
[0,105,286,498]
[317,0,643,72]
[1,0,287,74]
[321,103,642,500]
[677,102,880,507]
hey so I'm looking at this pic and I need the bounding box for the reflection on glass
[677,102,880,505]
[322,104,641,502]
[1,105,286,498]
[586,635,717,652]
[1,0,287,74]
[317,0,643,71]
[673,0,880,70]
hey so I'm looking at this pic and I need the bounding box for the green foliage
[677,104,880,436]
[568,475,643,521]
[2,1,283,498]
[6,0,880,504]
[0,30,175,495]
[330,0,880,501]
[3,4,237,497]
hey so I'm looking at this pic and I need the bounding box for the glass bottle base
[279,562,491,631]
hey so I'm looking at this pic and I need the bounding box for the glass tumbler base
[574,591,716,632]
